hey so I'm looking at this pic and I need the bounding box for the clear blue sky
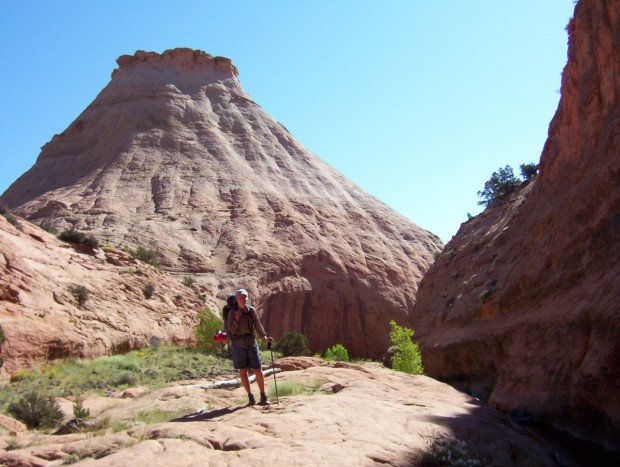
[0,1,575,242]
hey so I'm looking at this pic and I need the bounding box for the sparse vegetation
[324,344,350,362]
[422,434,482,466]
[0,347,232,411]
[274,331,310,357]
[389,320,424,375]
[7,391,64,429]
[182,276,195,287]
[40,223,58,235]
[477,165,521,207]
[2,213,18,226]
[72,397,91,419]
[127,246,160,267]
[5,437,20,451]
[477,162,539,207]
[62,454,81,464]
[1,325,7,369]
[143,283,155,299]
[195,308,224,353]
[58,229,99,249]
[69,285,89,307]
[267,379,323,398]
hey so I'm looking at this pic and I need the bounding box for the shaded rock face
[0,48,442,358]
[411,0,619,451]
[0,215,205,372]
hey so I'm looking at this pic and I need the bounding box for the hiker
[226,288,272,406]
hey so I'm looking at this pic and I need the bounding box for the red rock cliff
[411,0,619,450]
[0,48,443,359]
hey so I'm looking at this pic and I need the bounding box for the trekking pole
[267,339,279,405]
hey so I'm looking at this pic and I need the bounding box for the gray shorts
[231,341,262,370]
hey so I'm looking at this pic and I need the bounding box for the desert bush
[519,162,539,182]
[274,331,310,357]
[58,229,99,249]
[84,234,99,249]
[5,437,20,451]
[0,325,5,369]
[267,380,320,398]
[389,320,424,375]
[324,343,349,362]
[477,165,521,207]
[58,229,86,243]
[128,246,160,267]
[195,308,224,353]
[40,223,58,235]
[7,391,64,429]
[143,283,155,299]
[2,213,18,226]
[69,285,89,307]
[422,434,482,466]
[72,397,91,419]
[182,276,195,287]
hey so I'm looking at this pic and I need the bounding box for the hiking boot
[259,393,270,406]
[247,393,256,406]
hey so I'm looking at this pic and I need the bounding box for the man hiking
[225,288,271,406]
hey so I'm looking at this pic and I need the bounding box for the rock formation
[0,359,571,465]
[411,0,619,451]
[0,214,205,371]
[0,48,442,358]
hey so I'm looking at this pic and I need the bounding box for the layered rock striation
[411,0,619,450]
[1,48,442,358]
[0,214,205,372]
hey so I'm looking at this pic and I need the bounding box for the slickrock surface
[0,214,206,371]
[0,48,442,358]
[0,359,565,466]
[411,0,619,451]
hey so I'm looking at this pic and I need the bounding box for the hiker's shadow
[172,405,247,422]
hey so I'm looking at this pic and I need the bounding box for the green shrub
[72,398,91,419]
[477,165,521,207]
[274,331,310,357]
[40,223,58,235]
[324,344,349,362]
[0,325,5,370]
[143,283,155,299]
[5,437,20,451]
[70,285,89,307]
[7,391,64,429]
[84,234,99,249]
[58,229,99,249]
[58,229,86,243]
[182,276,195,287]
[389,320,424,375]
[520,162,539,182]
[128,246,160,267]
[195,308,223,353]
[2,214,17,226]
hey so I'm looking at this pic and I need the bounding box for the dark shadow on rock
[171,405,247,422]
[412,403,620,467]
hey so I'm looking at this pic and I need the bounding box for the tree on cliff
[477,162,539,207]
[477,165,521,207]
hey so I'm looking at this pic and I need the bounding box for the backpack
[222,294,236,322]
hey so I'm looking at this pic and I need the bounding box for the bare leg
[254,369,266,394]
[239,369,251,394]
